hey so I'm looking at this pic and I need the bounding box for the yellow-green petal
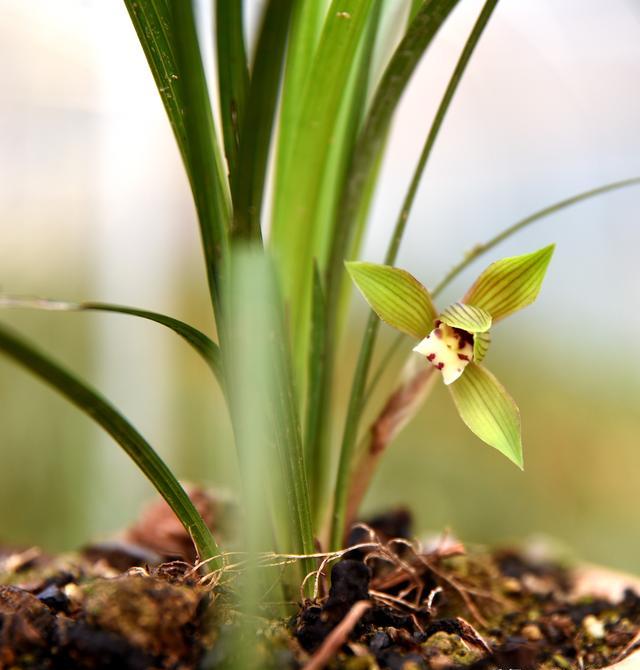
[448,362,523,468]
[346,261,437,339]
[440,302,492,333]
[463,244,555,322]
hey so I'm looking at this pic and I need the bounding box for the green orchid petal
[440,302,491,333]
[346,261,437,339]
[473,331,491,363]
[449,362,523,468]
[463,244,555,322]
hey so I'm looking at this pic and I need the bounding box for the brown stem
[302,600,371,670]
[344,364,437,531]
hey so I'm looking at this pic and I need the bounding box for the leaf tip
[538,242,556,263]
[511,446,524,471]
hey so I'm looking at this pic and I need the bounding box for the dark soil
[0,502,638,670]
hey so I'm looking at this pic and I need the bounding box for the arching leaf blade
[0,322,222,567]
[0,297,223,386]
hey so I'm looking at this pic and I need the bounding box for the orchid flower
[346,244,555,468]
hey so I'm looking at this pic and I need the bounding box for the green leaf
[275,0,328,152]
[325,0,460,320]
[216,0,249,188]
[270,0,376,374]
[233,0,295,239]
[0,322,222,566]
[304,262,328,518]
[170,0,231,303]
[0,297,223,386]
[464,244,555,322]
[123,0,188,164]
[125,0,231,307]
[473,331,491,363]
[271,0,327,248]
[449,362,522,468]
[301,3,384,522]
[346,262,437,339]
[224,246,315,571]
[439,302,492,333]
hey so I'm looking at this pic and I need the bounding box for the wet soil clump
[0,507,638,669]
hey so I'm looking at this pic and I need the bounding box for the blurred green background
[1,1,639,572]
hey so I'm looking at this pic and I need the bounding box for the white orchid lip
[413,321,474,385]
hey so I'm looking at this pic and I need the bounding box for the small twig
[455,616,492,654]
[415,553,488,626]
[369,589,422,612]
[426,586,443,611]
[302,601,371,670]
[2,547,41,573]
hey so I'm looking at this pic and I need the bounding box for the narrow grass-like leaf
[233,0,294,239]
[473,331,491,363]
[225,248,292,560]
[329,312,379,549]
[0,322,221,566]
[439,302,492,333]
[315,1,384,266]
[335,131,388,343]
[271,0,327,246]
[347,262,437,339]
[302,3,384,523]
[270,0,376,371]
[123,0,188,163]
[325,0,460,316]
[433,177,640,296]
[304,263,328,518]
[464,244,555,322]
[409,0,424,22]
[216,0,249,188]
[0,296,223,385]
[224,247,315,580]
[268,265,316,569]
[449,362,522,468]
[170,0,231,303]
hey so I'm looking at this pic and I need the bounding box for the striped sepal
[449,362,522,469]
[346,262,437,339]
[463,245,555,322]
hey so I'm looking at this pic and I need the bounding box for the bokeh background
[1,1,639,571]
